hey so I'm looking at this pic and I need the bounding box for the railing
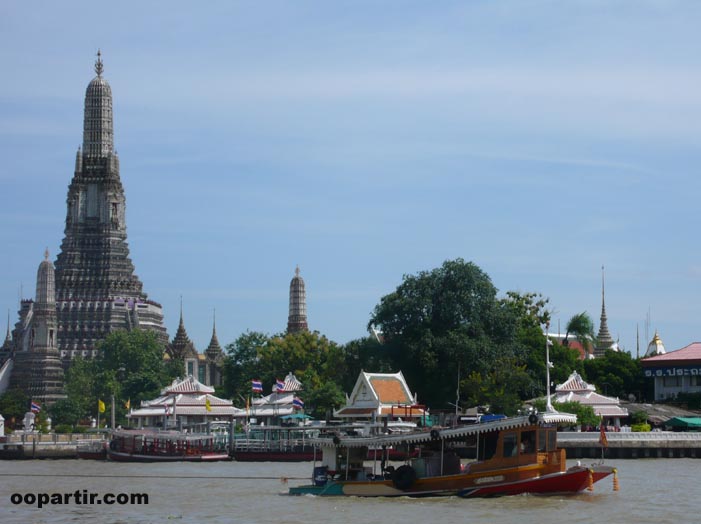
[558,431,701,442]
[233,438,310,452]
[5,432,106,444]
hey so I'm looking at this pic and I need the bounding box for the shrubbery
[631,423,651,432]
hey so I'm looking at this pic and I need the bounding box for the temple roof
[164,375,214,394]
[641,342,701,365]
[204,313,223,360]
[555,371,595,393]
[335,371,426,419]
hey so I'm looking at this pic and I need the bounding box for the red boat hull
[458,466,615,498]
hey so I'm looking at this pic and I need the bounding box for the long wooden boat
[289,412,618,497]
[107,429,230,462]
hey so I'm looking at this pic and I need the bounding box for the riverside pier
[558,431,701,458]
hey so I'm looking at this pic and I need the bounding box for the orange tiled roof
[369,377,411,404]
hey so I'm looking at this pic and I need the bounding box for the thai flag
[251,379,263,393]
[275,379,285,391]
[293,397,304,409]
[31,401,41,413]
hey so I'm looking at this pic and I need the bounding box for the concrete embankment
[558,431,701,458]
[0,433,105,459]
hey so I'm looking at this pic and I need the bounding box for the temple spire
[205,309,222,355]
[287,266,308,334]
[594,265,614,357]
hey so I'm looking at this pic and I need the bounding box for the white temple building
[127,375,243,428]
[334,371,428,423]
[551,371,628,428]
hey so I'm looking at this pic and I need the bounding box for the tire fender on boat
[392,465,417,490]
[430,429,440,440]
[109,440,118,451]
[528,413,539,424]
[332,435,341,446]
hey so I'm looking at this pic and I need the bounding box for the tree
[564,312,595,355]
[0,388,29,425]
[222,330,269,401]
[57,329,177,426]
[583,349,644,400]
[369,259,523,408]
[96,329,176,409]
[49,397,85,426]
[303,381,346,420]
[341,336,394,393]
[257,331,346,395]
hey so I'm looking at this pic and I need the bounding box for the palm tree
[564,312,595,355]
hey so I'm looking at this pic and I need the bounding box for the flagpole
[545,321,553,412]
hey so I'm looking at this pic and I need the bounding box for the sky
[1,1,701,356]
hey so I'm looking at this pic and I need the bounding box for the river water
[0,458,699,524]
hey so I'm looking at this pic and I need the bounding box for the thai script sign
[644,366,701,378]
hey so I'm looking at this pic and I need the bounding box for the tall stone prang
[287,266,308,334]
[9,251,65,405]
[53,52,167,360]
[594,265,615,357]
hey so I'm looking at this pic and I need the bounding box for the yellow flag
[98,399,106,413]
[124,398,131,410]
[205,396,212,412]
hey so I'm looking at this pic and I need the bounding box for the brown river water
[1,458,699,524]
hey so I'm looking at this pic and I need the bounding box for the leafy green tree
[96,329,176,408]
[58,329,176,426]
[341,336,394,393]
[257,331,344,386]
[582,349,644,400]
[564,312,595,355]
[0,388,29,425]
[462,362,534,416]
[369,259,522,408]
[303,380,346,420]
[222,330,269,401]
[49,397,86,426]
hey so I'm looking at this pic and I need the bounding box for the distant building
[165,305,223,388]
[551,371,628,428]
[641,342,701,401]
[287,266,308,333]
[334,371,428,422]
[127,375,242,428]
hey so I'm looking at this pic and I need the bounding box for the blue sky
[2,1,700,355]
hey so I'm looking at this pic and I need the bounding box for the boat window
[548,429,557,451]
[478,431,499,461]
[503,432,518,457]
[520,430,536,453]
[538,429,547,452]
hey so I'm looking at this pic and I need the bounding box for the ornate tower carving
[287,266,308,334]
[9,251,65,405]
[53,52,167,360]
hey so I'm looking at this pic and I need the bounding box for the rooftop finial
[95,49,104,77]
[295,265,300,277]
[44,247,50,260]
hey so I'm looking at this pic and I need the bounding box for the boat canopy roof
[312,412,577,448]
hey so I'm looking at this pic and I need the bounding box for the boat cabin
[315,418,565,484]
